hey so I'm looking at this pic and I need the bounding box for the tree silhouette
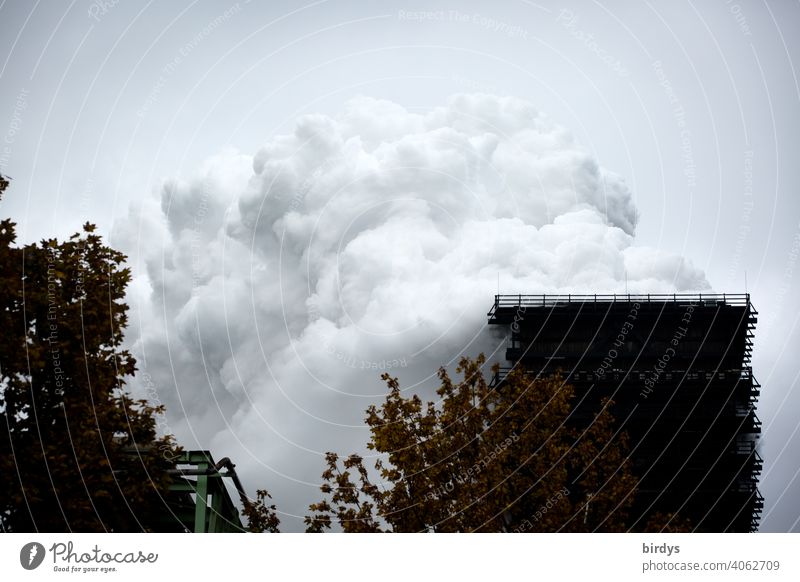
[241,489,281,533]
[0,175,180,532]
[306,355,642,532]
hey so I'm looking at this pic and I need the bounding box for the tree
[305,355,642,532]
[242,489,281,533]
[0,175,180,532]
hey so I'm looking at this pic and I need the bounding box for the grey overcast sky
[1,0,799,532]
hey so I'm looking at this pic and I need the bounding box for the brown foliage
[0,175,180,532]
[305,355,643,532]
[242,489,281,533]
[643,512,693,533]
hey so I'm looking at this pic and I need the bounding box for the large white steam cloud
[115,94,708,529]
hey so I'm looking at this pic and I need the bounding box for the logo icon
[20,542,46,570]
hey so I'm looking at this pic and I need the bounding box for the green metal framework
[166,451,247,533]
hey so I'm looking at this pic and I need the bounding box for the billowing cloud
[114,94,708,529]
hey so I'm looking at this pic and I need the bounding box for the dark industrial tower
[488,293,763,532]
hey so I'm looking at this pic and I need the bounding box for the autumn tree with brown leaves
[242,489,281,533]
[0,175,181,532]
[305,355,641,532]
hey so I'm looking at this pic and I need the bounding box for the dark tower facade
[488,293,763,532]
